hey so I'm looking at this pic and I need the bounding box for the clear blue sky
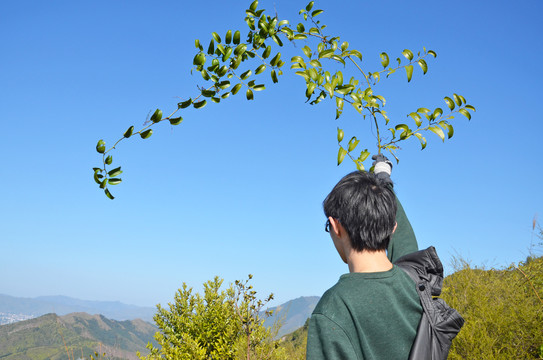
[1,0,542,308]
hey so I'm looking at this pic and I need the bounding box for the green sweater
[307,198,421,360]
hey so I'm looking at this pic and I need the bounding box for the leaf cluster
[94,0,476,198]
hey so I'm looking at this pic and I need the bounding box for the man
[306,156,422,360]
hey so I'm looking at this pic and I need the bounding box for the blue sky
[1,0,542,308]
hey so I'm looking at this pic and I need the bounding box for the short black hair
[323,171,397,252]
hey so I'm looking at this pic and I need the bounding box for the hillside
[263,296,319,337]
[0,294,155,324]
[0,312,157,360]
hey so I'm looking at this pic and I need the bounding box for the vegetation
[93,0,475,199]
[139,275,293,360]
[0,313,156,360]
[442,227,543,359]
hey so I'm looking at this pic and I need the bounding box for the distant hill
[0,312,157,360]
[0,294,155,324]
[264,296,319,337]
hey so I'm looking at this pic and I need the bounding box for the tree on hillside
[93,0,475,199]
[138,276,293,360]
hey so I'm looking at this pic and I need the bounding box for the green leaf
[417,107,430,113]
[380,52,389,68]
[212,32,221,43]
[271,70,278,83]
[444,97,455,110]
[250,0,258,11]
[193,53,205,66]
[108,178,122,185]
[306,83,317,98]
[232,83,242,94]
[340,42,349,51]
[278,20,289,27]
[221,92,231,99]
[262,45,271,59]
[96,140,105,153]
[93,169,103,184]
[311,9,323,17]
[336,97,344,113]
[201,89,216,97]
[405,65,413,82]
[453,93,462,106]
[108,166,122,177]
[408,112,422,127]
[151,109,162,123]
[307,68,318,81]
[458,94,466,104]
[306,1,314,11]
[225,30,232,44]
[337,147,347,165]
[210,96,220,103]
[178,98,192,109]
[253,84,265,91]
[240,69,252,80]
[195,39,202,50]
[222,47,233,62]
[458,108,471,120]
[234,43,247,56]
[123,126,134,138]
[104,188,114,200]
[270,52,281,66]
[331,55,345,65]
[414,133,427,150]
[318,49,334,59]
[433,108,443,119]
[217,80,230,89]
[140,129,152,139]
[302,46,312,59]
[335,85,354,95]
[105,155,112,165]
[246,88,254,100]
[255,64,266,74]
[233,30,241,45]
[439,121,454,138]
[324,83,333,97]
[349,50,363,61]
[359,149,370,162]
[169,116,183,125]
[337,127,344,142]
[427,50,437,57]
[293,34,307,40]
[428,125,445,141]
[348,137,360,152]
[309,59,322,68]
[417,59,428,74]
[402,49,414,61]
[297,22,305,33]
[193,100,207,109]
[464,105,476,112]
[207,39,214,55]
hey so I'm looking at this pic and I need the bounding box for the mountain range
[0,294,156,324]
[0,312,157,360]
[263,296,319,337]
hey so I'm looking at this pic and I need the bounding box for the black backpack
[395,246,465,360]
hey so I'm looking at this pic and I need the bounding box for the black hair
[323,171,397,252]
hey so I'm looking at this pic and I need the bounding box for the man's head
[323,171,397,252]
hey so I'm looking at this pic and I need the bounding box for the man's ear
[392,222,398,234]
[329,216,342,237]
